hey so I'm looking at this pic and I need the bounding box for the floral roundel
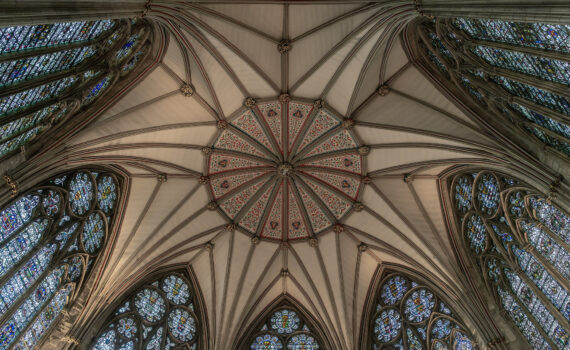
[205,98,367,241]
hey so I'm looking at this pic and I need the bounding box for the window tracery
[0,168,120,349]
[414,18,570,158]
[369,272,478,350]
[0,18,152,160]
[90,271,202,350]
[450,170,569,349]
[245,306,321,350]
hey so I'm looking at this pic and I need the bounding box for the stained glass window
[0,169,120,349]
[245,305,322,350]
[417,18,570,158]
[451,170,570,350]
[90,272,201,350]
[0,18,151,160]
[370,272,479,349]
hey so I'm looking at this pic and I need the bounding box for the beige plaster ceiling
[61,3,515,349]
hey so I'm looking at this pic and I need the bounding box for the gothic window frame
[0,167,124,349]
[0,18,155,163]
[447,169,569,350]
[87,266,208,350]
[362,266,480,350]
[402,17,570,163]
[235,295,331,350]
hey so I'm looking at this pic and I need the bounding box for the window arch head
[367,270,479,350]
[450,170,569,349]
[89,269,204,350]
[407,18,570,160]
[0,168,122,349]
[0,18,153,161]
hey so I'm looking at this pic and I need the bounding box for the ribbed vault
[14,3,561,349]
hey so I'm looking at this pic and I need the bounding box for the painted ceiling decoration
[90,270,203,350]
[415,18,570,159]
[369,271,478,350]
[450,170,570,350]
[0,168,120,349]
[0,18,152,161]
[1,2,569,350]
[204,97,367,241]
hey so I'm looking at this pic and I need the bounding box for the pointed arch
[87,265,208,350]
[234,294,332,350]
[0,167,123,349]
[445,169,569,349]
[0,18,157,162]
[361,265,480,350]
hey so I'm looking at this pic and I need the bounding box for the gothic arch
[361,264,481,350]
[84,265,208,350]
[234,294,333,350]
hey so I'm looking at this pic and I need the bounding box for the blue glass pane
[453,18,570,53]
[68,172,94,216]
[116,34,140,62]
[0,104,64,143]
[475,173,500,215]
[0,126,43,157]
[91,330,116,350]
[0,244,56,317]
[0,76,77,117]
[427,32,452,59]
[41,190,61,216]
[374,309,401,342]
[428,50,447,73]
[521,220,570,279]
[508,191,526,217]
[0,20,114,54]
[13,284,73,350]
[460,75,484,102]
[497,287,550,349]
[251,334,283,350]
[465,214,487,255]
[454,176,472,213]
[526,126,570,155]
[511,102,570,139]
[0,265,63,349]
[167,308,196,342]
[453,331,476,350]
[55,223,78,251]
[286,334,320,350]
[405,328,422,349]
[431,318,454,339]
[134,289,166,323]
[84,75,111,104]
[380,275,408,305]
[117,317,137,339]
[145,327,163,350]
[0,46,96,88]
[472,45,570,85]
[270,309,300,334]
[489,222,513,250]
[0,194,40,243]
[529,197,570,244]
[162,275,190,305]
[512,246,569,320]
[0,219,47,277]
[82,213,105,254]
[505,269,568,349]
[403,289,435,322]
[97,175,117,214]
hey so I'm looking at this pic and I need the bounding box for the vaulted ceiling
[54,3,524,348]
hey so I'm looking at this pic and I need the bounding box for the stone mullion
[517,120,570,153]
[498,275,558,350]
[417,23,458,70]
[511,97,570,125]
[519,240,569,299]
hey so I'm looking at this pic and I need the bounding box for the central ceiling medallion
[204,97,367,241]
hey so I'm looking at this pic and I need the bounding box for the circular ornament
[374,309,402,343]
[134,288,166,323]
[430,318,453,339]
[270,309,300,334]
[162,275,190,305]
[381,275,408,305]
[42,190,61,216]
[454,175,472,214]
[117,317,137,338]
[168,308,196,342]
[93,330,116,348]
[403,289,435,323]
[69,172,94,215]
[464,213,487,255]
[473,173,500,217]
[82,212,105,253]
[97,175,117,214]
[287,334,320,350]
[251,334,283,350]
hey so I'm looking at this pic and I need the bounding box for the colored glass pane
[116,34,140,62]
[122,50,144,73]
[84,75,112,104]
[251,334,283,350]
[287,334,320,350]
[0,104,63,142]
[82,212,105,253]
[374,309,401,342]
[428,50,447,73]
[465,214,487,255]
[0,20,114,54]
[403,289,435,322]
[453,18,570,53]
[507,190,526,217]
[521,220,570,279]
[406,328,422,349]
[270,309,300,334]
[69,172,94,215]
[134,289,166,323]
[162,275,190,305]
[167,308,196,342]
[475,174,499,215]
[0,195,39,243]
[431,318,453,339]
[0,219,47,276]
[92,330,116,350]
[0,126,43,157]
[453,331,476,350]
[117,317,137,339]
[380,275,408,305]
[454,176,472,213]
[529,197,570,244]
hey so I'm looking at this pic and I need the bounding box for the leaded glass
[90,272,201,350]
[246,305,322,350]
[0,169,119,349]
[370,273,478,349]
[419,19,570,158]
[464,214,487,255]
[0,19,150,160]
[454,176,472,213]
[69,171,94,215]
[451,170,570,349]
